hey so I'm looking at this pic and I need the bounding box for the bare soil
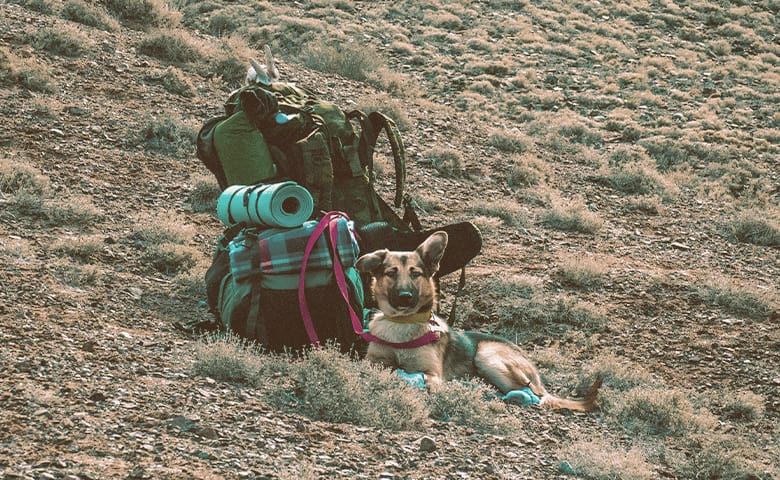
[1,2,778,479]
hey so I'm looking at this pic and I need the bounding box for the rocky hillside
[1,1,778,479]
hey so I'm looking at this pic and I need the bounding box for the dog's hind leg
[472,341,548,396]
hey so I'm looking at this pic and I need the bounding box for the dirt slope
[1,1,778,479]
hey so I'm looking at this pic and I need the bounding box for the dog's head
[246,45,280,85]
[356,231,448,317]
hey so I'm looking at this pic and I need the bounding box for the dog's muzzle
[389,289,418,310]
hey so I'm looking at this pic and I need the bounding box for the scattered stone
[419,436,437,452]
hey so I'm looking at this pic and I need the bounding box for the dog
[355,231,601,412]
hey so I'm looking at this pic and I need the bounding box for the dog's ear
[356,249,389,275]
[263,45,280,82]
[416,231,448,274]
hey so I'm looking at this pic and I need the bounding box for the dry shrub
[555,255,607,291]
[558,437,656,480]
[507,153,548,189]
[61,0,120,32]
[540,198,603,234]
[191,333,272,383]
[421,147,469,178]
[207,34,254,85]
[274,347,429,431]
[607,387,717,437]
[426,380,524,434]
[189,176,221,214]
[137,29,203,64]
[0,47,55,93]
[129,212,195,246]
[144,242,199,275]
[469,199,526,227]
[669,433,772,480]
[102,0,181,30]
[145,67,195,97]
[488,129,532,154]
[716,390,766,421]
[45,195,103,228]
[51,235,105,263]
[300,42,383,82]
[28,25,91,57]
[693,276,777,321]
[0,159,49,196]
[139,115,197,157]
[727,209,780,247]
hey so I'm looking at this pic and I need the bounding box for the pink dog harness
[298,212,441,349]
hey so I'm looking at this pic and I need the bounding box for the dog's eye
[410,270,422,278]
[383,268,397,278]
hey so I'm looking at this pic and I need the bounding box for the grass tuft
[139,116,196,157]
[28,25,90,57]
[137,30,203,64]
[727,210,780,247]
[606,387,717,437]
[558,437,656,480]
[61,1,120,32]
[555,255,606,290]
[541,199,603,234]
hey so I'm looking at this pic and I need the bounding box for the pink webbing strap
[299,212,440,349]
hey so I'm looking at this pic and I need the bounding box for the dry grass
[606,386,717,437]
[727,209,780,247]
[555,255,607,291]
[139,115,197,157]
[693,276,777,321]
[61,0,120,32]
[540,198,604,234]
[102,0,181,30]
[28,24,91,57]
[137,29,203,65]
[558,437,656,480]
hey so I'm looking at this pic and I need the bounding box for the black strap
[447,267,467,327]
[353,111,406,208]
[246,280,266,344]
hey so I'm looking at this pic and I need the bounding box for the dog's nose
[395,291,415,307]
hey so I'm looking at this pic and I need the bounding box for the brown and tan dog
[356,231,601,412]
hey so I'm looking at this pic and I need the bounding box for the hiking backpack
[196,81,420,231]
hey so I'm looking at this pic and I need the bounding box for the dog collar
[386,311,433,324]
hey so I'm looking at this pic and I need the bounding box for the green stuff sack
[213,110,277,186]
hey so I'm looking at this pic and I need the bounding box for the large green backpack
[197,81,420,231]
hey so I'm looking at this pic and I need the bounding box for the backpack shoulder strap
[352,111,407,209]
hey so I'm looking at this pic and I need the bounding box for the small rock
[196,426,218,440]
[419,436,437,452]
[81,341,97,353]
[88,392,106,402]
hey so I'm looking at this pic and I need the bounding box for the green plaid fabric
[228,218,359,282]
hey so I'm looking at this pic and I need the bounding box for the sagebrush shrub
[139,116,196,157]
[62,1,120,32]
[300,42,383,82]
[102,0,181,30]
[137,30,203,64]
[29,25,90,57]
[558,437,656,480]
[728,210,780,247]
[541,200,603,234]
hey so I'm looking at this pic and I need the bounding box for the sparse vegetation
[541,199,603,234]
[727,210,780,247]
[139,115,197,157]
[28,25,91,57]
[61,0,120,32]
[558,437,656,480]
[137,30,203,64]
[102,0,181,30]
[555,255,606,290]
[693,277,776,321]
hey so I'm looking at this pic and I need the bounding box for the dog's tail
[539,375,602,412]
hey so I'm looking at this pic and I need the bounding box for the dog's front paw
[395,369,426,389]
[501,387,541,406]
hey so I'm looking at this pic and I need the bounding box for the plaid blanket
[229,217,359,282]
